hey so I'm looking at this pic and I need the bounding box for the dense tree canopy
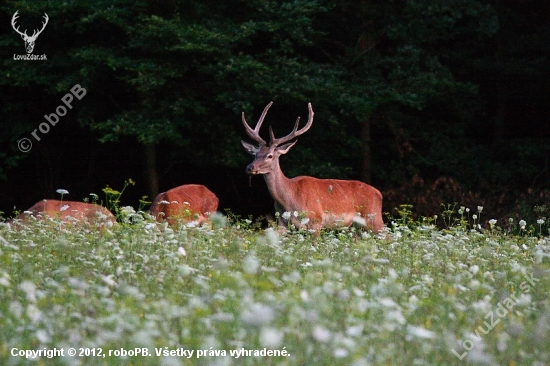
[0,0,548,221]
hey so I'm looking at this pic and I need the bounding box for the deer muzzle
[246,163,258,174]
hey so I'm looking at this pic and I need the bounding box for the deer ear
[277,140,297,155]
[241,140,260,155]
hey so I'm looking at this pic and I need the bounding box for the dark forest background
[0,0,549,225]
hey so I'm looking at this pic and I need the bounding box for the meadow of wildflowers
[0,206,549,365]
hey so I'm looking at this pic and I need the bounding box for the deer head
[11,11,49,54]
[241,102,314,175]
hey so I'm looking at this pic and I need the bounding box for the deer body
[150,184,219,226]
[268,174,383,231]
[15,200,116,225]
[242,102,384,232]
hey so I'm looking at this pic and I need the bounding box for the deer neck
[263,162,295,210]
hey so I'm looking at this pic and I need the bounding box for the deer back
[15,200,116,226]
[150,184,219,225]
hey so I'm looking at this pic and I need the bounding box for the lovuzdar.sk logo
[11,10,48,60]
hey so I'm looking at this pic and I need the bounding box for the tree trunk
[144,144,159,200]
[360,115,372,184]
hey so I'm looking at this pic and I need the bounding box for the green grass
[0,209,549,366]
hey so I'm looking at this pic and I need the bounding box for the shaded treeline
[0,0,549,223]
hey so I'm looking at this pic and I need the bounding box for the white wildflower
[101,275,117,287]
[537,218,545,225]
[312,325,331,343]
[333,348,349,358]
[209,212,227,229]
[36,329,50,343]
[243,253,260,274]
[472,214,477,220]
[281,211,291,220]
[26,304,43,323]
[516,294,531,306]
[301,217,310,226]
[120,206,136,215]
[293,211,299,217]
[241,303,275,326]
[56,189,69,195]
[10,301,23,318]
[353,288,365,297]
[60,205,70,212]
[0,275,10,287]
[477,206,483,212]
[346,324,364,337]
[519,220,526,229]
[19,281,37,302]
[259,327,284,348]
[265,228,280,246]
[489,219,497,227]
[352,216,366,226]
[497,332,510,352]
[160,200,170,205]
[177,247,186,256]
[406,325,436,339]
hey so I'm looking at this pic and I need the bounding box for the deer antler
[11,11,26,37]
[242,101,273,145]
[11,11,48,40]
[32,13,49,39]
[270,103,314,146]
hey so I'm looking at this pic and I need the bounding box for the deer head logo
[11,11,49,54]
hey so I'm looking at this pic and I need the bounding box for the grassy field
[1,207,549,366]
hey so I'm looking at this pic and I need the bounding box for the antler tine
[271,102,314,146]
[242,101,273,145]
[242,112,264,145]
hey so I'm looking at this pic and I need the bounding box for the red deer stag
[14,200,116,226]
[149,184,219,226]
[241,102,384,232]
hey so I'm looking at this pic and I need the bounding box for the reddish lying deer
[14,200,116,226]
[149,184,219,226]
[241,102,384,232]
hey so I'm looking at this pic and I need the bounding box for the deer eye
[267,154,273,159]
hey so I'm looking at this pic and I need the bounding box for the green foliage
[101,179,135,219]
